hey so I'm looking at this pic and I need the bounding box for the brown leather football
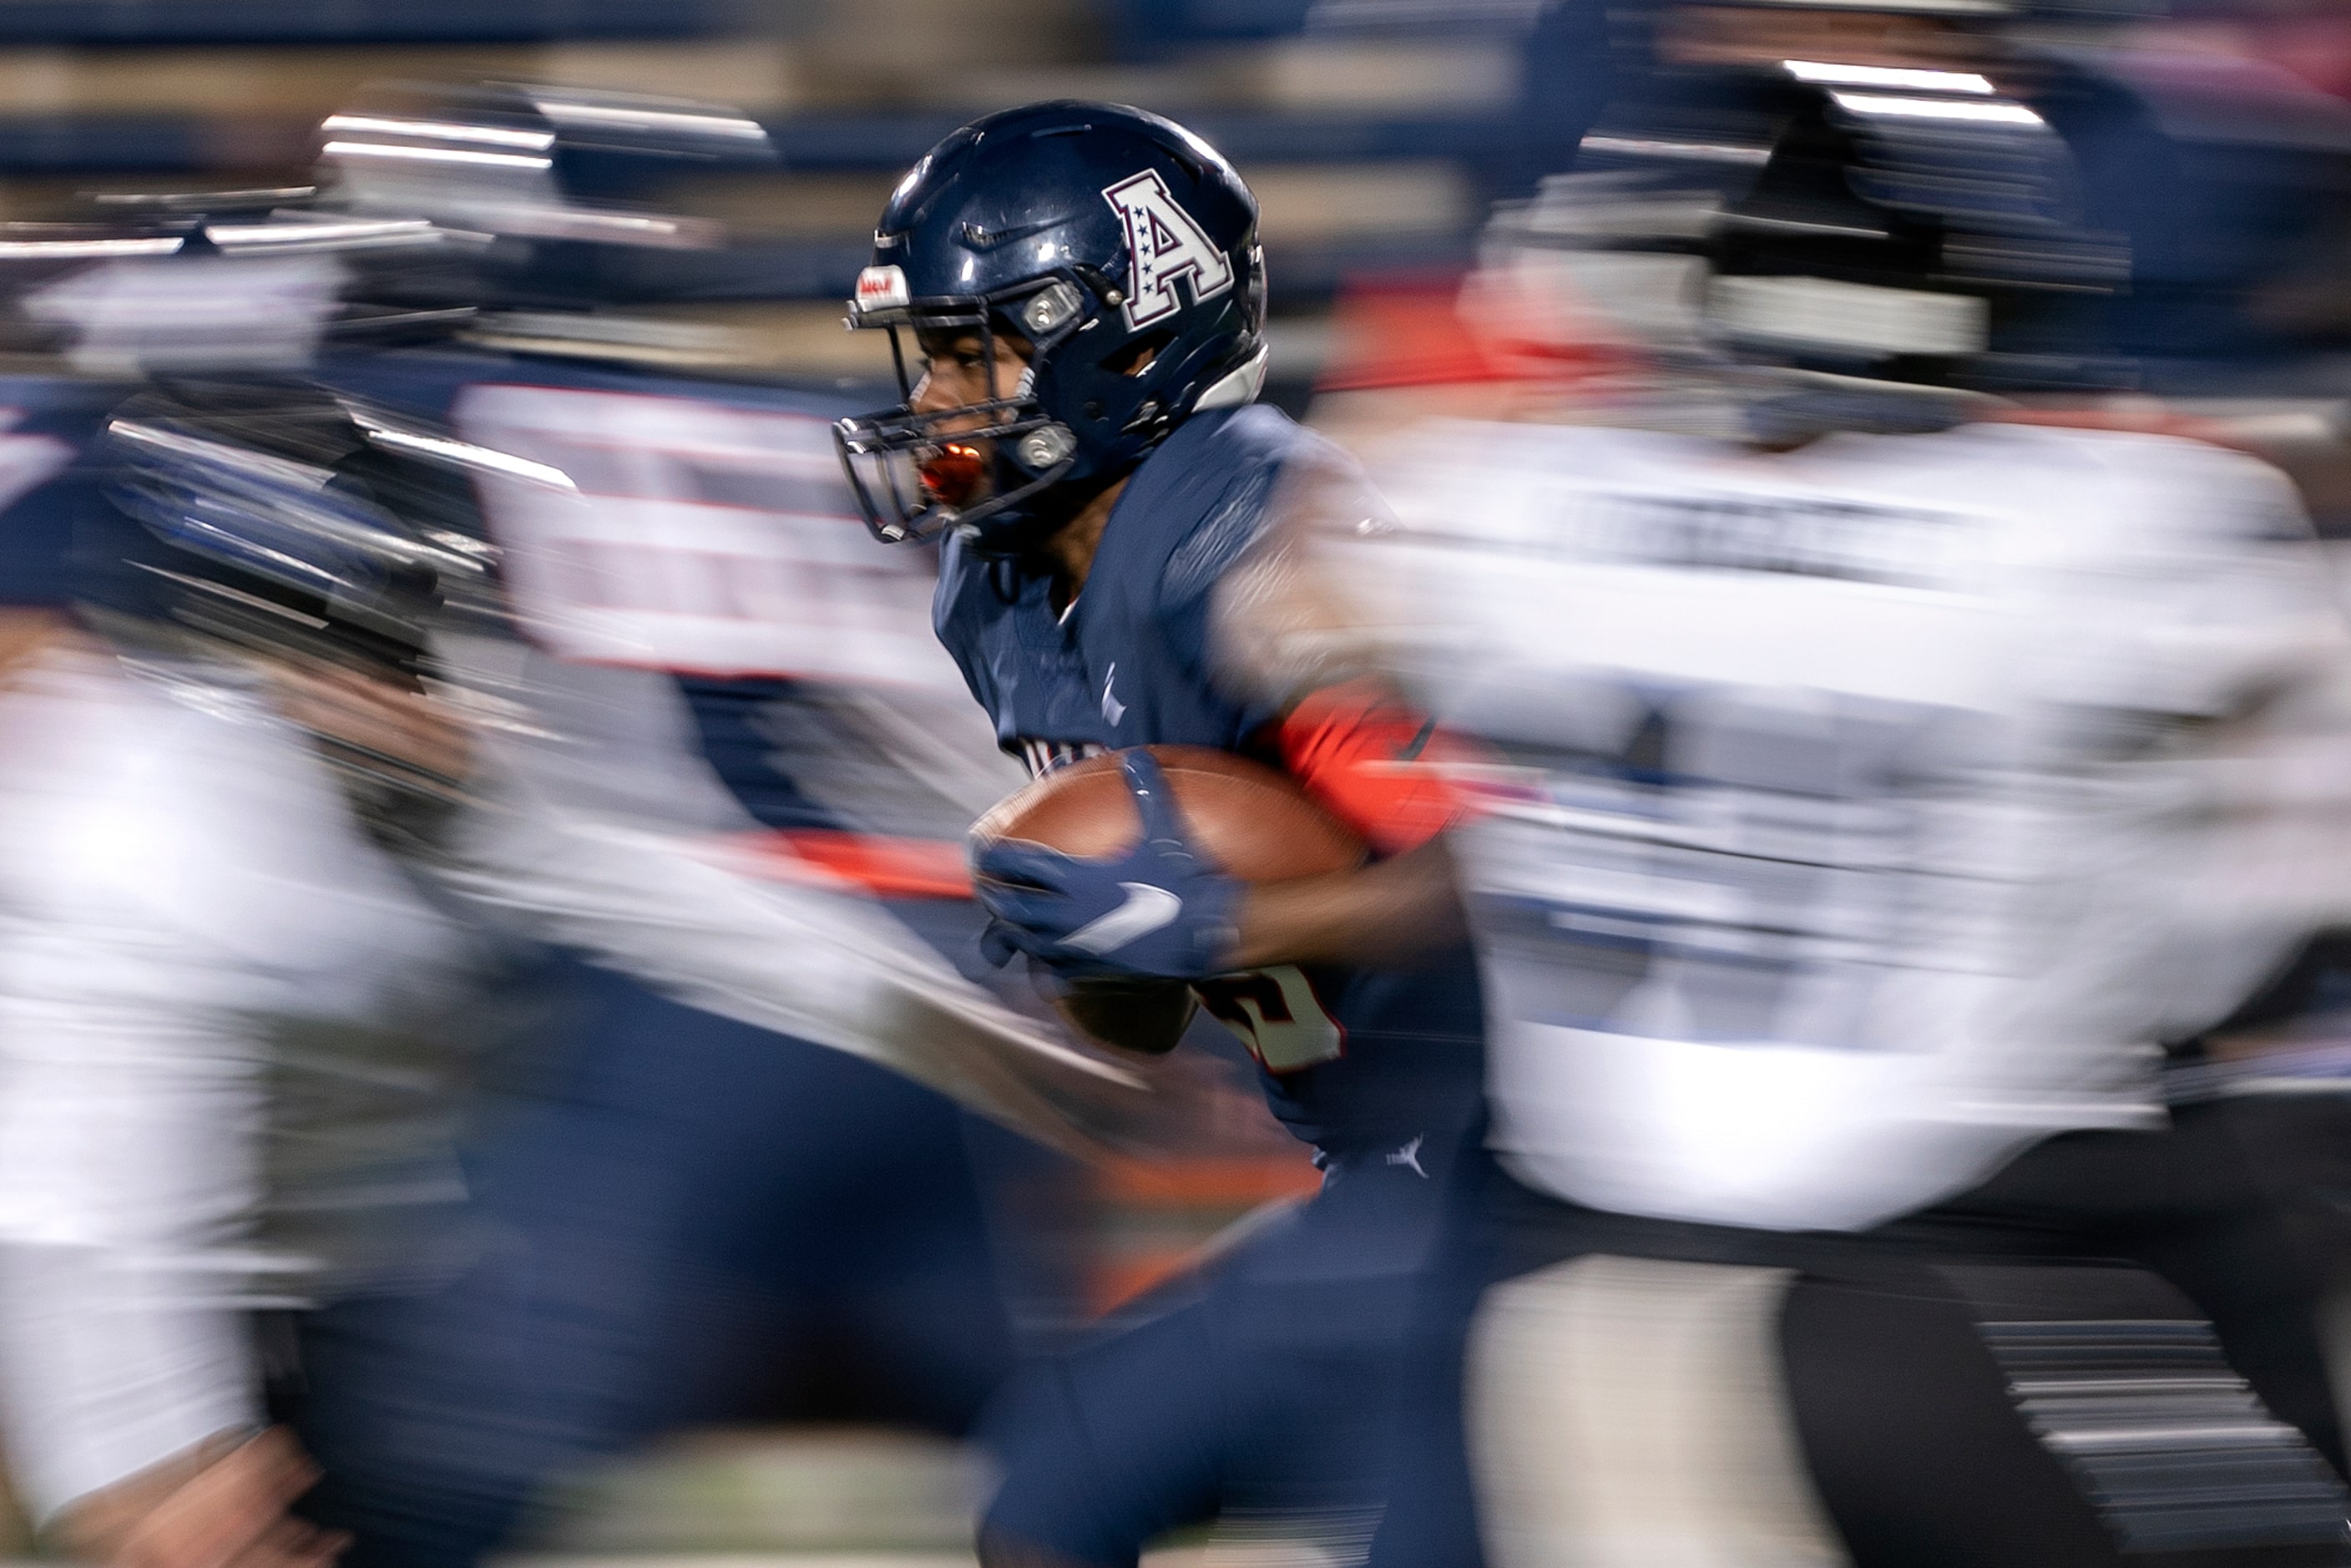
[969,745,1366,880]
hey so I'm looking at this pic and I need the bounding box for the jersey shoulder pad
[1144,406,1344,612]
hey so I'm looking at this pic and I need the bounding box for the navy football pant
[980,1135,1472,1568]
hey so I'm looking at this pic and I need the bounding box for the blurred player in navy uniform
[5,89,1130,1568]
[836,102,1485,1566]
[1332,45,2351,1568]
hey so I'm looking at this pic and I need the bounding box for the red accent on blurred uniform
[1274,678,1483,856]
[2247,16,2351,103]
[735,829,974,898]
[1314,272,1631,394]
[1317,273,1513,392]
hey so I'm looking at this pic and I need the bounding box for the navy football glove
[974,751,1243,982]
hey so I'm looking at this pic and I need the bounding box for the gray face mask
[96,388,506,857]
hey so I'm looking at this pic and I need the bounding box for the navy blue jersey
[935,404,1484,1154]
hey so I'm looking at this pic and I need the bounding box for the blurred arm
[441,735,1154,1161]
[1209,463,1478,969]
[1230,835,1464,970]
[0,1038,265,1534]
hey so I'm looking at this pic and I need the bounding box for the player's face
[910,327,1034,427]
[906,326,1034,508]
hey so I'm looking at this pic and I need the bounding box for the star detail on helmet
[832,103,1266,554]
[1100,169,1233,330]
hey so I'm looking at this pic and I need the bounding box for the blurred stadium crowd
[0,0,2347,1566]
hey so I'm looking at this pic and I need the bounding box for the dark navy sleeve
[931,532,991,708]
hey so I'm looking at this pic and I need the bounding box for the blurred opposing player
[236,88,1127,1568]
[1341,58,2351,1568]
[836,102,1486,1565]
[0,379,502,1568]
[0,195,1143,1568]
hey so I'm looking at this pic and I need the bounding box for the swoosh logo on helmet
[960,216,1067,250]
[1062,882,1181,956]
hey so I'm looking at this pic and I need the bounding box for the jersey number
[1195,966,1344,1073]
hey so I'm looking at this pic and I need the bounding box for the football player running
[1337,38,2351,1568]
[837,103,1486,1567]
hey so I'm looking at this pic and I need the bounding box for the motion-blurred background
[0,0,1548,396]
[0,1,2327,378]
[0,1,2346,417]
[0,0,2347,1561]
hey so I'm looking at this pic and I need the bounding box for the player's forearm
[448,772,1150,1158]
[1229,836,1464,970]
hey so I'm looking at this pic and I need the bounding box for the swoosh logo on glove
[1061,882,1182,955]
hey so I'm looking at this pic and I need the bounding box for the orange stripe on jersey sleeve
[1274,678,1484,856]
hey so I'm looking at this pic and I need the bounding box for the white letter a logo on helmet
[1102,170,1234,331]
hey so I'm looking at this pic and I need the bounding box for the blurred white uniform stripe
[1465,1256,1847,1568]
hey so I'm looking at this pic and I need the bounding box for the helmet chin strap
[952,454,1106,560]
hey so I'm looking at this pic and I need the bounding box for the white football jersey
[1346,417,2351,1231]
[0,641,474,1518]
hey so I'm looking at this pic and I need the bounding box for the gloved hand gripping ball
[969,746,1368,1009]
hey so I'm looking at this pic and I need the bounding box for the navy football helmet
[833,101,1269,554]
[97,382,508,842]
[1497,60,2128,414]
[101,383,499,685]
